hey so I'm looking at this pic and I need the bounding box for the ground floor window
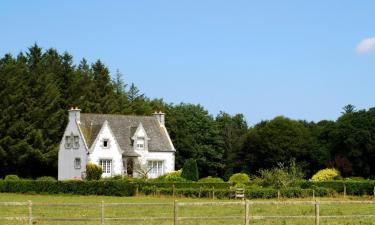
[147,160,164,176]
[74,158,81,169]
[99,159,112,175]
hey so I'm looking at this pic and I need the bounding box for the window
[136,138,145,150]
[73,136,79,149]
[103,139,109,148]
[99,159,112,174]
[65,136,72,149]
[74,158,81,169]
[147,161,164,176]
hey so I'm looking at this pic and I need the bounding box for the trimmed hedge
[0,180,136,196]
[299,180,375,196]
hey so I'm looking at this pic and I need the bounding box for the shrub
[257,160,304,188]
[4,175,20,180]
[181,159,199,181]
[311,168,340,181]
[229,173,250,185]
[36,176,56,181]
[199,176,224,183]
[86,163,102,181]
[155,170,187,182]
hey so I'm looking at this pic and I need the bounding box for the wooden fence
[1,200,375,225]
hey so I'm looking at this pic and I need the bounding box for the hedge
[0,180,136,196]
[299,180,375,196]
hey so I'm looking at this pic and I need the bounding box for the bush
[229,173,250,185]
[4,175,20,180]
[36,176,56,181]
[155,170,187,182]
[257,161,304,188]
[181,159,199,181]
[311,168,340,181]
[199,176,224,183]
[86,163,102,181]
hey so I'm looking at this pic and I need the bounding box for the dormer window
[136,138,145,150]
[65,136,72,149]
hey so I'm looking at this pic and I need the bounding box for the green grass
[0,193,375,225]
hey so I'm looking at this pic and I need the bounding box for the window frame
[99,159,112,175]
[74,158,81,169]
[147,160,164,176]
[73,135,80,149]
[65,135,72,149]
[102,138,109,148]
[136,138,145,150]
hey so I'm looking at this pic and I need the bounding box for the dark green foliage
[36,176,56,181]
[0,180,135,196]
[181,159,199,181]
[300,180,375,196]
[86,163,102,181]
[228,173,250,185]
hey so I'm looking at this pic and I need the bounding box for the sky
[1,1,375,125]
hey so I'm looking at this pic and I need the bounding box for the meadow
[1,193,375,225]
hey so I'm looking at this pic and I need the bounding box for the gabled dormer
[131,122,150,151]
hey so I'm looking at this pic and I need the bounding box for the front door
[126,158,134,177]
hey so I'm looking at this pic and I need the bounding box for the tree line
[1,45,374,179]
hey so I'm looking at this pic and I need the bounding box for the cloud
[357,37,375,54]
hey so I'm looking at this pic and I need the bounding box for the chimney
[153,111,165,126]
[68,107,81,123]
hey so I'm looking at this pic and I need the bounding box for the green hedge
[0,180,136,196]
[299,180,375,196]
[137,182,231,190]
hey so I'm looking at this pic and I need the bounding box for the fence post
[245,200,250,225]
[28,200,32,225]
[212,187,215,200]
[174,200,178,225]
[343,184,346,198]
[136,186,139,197]
[101,200,104,225]
[277,189,280,199]
[315,201,320,225]
[173,184,175,198]
[373,186,375,197]
[313,189,315,199]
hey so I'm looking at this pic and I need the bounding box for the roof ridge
[81,113,155,118]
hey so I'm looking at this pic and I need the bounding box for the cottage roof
[78,113,175,155]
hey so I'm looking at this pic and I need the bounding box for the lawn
[0,193,375,225]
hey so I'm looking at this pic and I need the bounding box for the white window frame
[99,159,112,175]
[136,138,145,150]
[73,135,79,149]
[147,160,164,176]
[74,158,81,169]
[65,135,72,149]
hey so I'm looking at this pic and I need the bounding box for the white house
[58,108,176,180]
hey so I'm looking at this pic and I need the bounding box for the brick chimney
[68,107,81,123]
[153,111,165,126]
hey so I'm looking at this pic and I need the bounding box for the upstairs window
[65,136,72,149]
[136,138,145,150]
[73,136,79,149]
[102,139,109,148]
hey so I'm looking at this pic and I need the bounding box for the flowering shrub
[310,168,340,181]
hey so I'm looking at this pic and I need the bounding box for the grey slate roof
[78,113,175,156]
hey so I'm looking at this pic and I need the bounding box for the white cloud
[357,37,375,54]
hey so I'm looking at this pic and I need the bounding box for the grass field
[1,193,375,225]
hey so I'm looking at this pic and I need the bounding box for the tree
[181,159,199,181]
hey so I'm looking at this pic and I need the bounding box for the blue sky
[1,1,375,124]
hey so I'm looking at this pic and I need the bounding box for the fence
[1,200,375,225]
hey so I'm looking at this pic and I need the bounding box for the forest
[1,45,375,180]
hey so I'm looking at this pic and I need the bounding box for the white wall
[88,121,123,177]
